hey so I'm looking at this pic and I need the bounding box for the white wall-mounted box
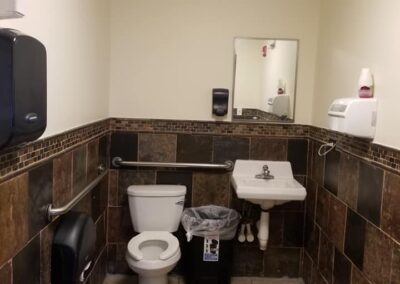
[267,95,290,118]
[0,0,25,19]
[328,98,378,139]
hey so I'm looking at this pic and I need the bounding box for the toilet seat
[127,231,179,261]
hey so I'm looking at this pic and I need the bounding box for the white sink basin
[231,160,306,209]
[231,160,307,250]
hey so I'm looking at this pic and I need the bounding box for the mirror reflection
[232,38,298,122]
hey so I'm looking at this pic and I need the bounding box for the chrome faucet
[255,165,274,180]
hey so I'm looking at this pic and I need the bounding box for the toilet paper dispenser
[0,28,47,150]
[52,211,96,284]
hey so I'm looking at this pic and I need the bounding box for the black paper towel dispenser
[52,211,96,284]
[0,28,47,150]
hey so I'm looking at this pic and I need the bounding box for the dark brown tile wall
[0,125,110,284]
[3,117,400,283]
[107,119,400,281]
[303,137,400,284]
[107,130,308,277]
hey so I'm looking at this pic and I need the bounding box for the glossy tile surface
[250,138,287,161]
[337,153,359,210]
[192,172,230,207]
[323,150,340,195]
[118,170,156,205]
[333,248,351,284]
[53,152,73,207]
[72,145,87,195]
[382,171,400,242]
[110,132,138,168]
[28,161,53,238]
[287,139,308,175]
[344,209,366,270]
[357,162,383,226]
[362,222,392,284]
[177,134,212,163]
[0,174,29,265]
[327,196,346,250]
[213,136,250,163]
[318,232,334,283]
[13,235,40,284]
[138,133,177,162]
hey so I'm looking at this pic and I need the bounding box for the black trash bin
[181,205,241,284]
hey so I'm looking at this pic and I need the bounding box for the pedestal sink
[231,160,306,250]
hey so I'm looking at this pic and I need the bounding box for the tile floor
[103,274,304,284]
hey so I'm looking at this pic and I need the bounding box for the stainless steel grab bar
[47,166,108,221]
[112,157,234,171]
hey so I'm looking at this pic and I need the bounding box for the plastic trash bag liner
[181,205,241,242]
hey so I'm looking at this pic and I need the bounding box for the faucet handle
[262,165,269,172]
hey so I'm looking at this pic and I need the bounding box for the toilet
[125,185,186,284]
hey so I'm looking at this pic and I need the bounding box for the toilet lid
[127,231,179,261]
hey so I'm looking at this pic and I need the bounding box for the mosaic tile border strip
[111,118,309,137]
[113,119,400,174]
[0,119,111,181]
[1,117,400,182]
[309,126,400,173]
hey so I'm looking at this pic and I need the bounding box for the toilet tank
[127,185,186,232]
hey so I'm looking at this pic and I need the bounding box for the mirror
[232,38,299,123]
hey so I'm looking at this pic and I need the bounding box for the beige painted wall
[108,0,320,124]
[0,0,110,137]
[313,0,400,149]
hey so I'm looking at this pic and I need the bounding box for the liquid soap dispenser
[212,88,229,116]
[358,68,374,98]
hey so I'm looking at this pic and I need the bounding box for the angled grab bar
[112,157,234,171]
[47,165,108,221]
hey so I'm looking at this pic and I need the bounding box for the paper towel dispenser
[328,98,377,139]
[0,29,47,150]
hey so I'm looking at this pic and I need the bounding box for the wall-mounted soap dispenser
[212,88,229,116]
[0,29,47,150]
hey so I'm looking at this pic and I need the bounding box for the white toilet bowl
[125,231,181,284]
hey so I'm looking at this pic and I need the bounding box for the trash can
[181,205,241,284]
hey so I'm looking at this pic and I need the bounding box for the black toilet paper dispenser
[0,28,47,150]
[212,88,229,116]
[52,211,96,284]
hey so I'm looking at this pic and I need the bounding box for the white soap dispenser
[358,68,374,98]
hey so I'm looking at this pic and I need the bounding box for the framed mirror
[232,38,299,123]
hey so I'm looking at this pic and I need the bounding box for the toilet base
[139,275,168,284]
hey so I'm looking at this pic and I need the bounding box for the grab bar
[47,165,108,220]
[112,157,234,171]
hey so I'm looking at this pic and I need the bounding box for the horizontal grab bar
[47,166,108,221]
[112,157,234,171]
